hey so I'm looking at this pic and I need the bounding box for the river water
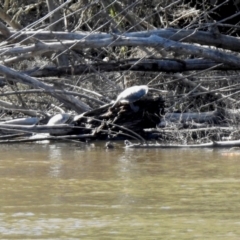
[0,142,240,239]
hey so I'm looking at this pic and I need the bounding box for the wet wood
[73,96,165,140]
[124,139,240,149]
[0,124,74,135]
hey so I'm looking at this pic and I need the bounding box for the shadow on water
[0,142,240,239]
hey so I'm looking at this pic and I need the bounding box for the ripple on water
[0,145,240,239]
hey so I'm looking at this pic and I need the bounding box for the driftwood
[0,96,164,143]
[1,28,240,118]
[2,29,240,73]
[1,34,240,68]
[0,64,91,113]
[124,140,240,149]
[0,124,74,135]
[46,0,69,67]
[3,28,240,52]
[1,2,240,149]
[1,105,240,147]
[0,117,40,125]
[16,59,239,78]
[73,96,165,141]
[0,133,95,144]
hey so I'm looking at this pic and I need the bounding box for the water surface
[0,143,240,239]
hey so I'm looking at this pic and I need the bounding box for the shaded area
[74,96,165,140]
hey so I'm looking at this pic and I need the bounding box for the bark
[3,28,240,52]
[124,140,240,148]
[0,21,11,38]
[1,34,240,68]
[19,59,240,78]
[0,99,47,117]
[0,117,39,125]
[74,96,165,140]
[0,89,106,106]
[0,7,22,30]
[0,133,94,144]
[46,0,69,66]
[0,124,73,135]
[0,64,91,113]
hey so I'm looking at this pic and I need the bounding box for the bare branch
[0,64,91,113]
[0,7,22,30]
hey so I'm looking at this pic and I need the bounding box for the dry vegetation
[1,0,240,146]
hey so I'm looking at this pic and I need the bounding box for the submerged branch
[125,140,240,148]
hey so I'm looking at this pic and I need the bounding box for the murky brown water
[0,142,240,239]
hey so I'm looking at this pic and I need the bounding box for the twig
[77,115,146,143]
[0,7,22,30]
[0,64,91,113]
[0,99,47,117]
[0,89,106,105]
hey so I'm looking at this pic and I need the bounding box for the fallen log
[73,96,165,140]
[0,117,40,125]
[3,28,240,52]
[0,124,74,135]
[124,139,240,149]
[19,59,240,78]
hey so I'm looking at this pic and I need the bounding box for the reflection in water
[0,143,240,239]
[48,145,64,178]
